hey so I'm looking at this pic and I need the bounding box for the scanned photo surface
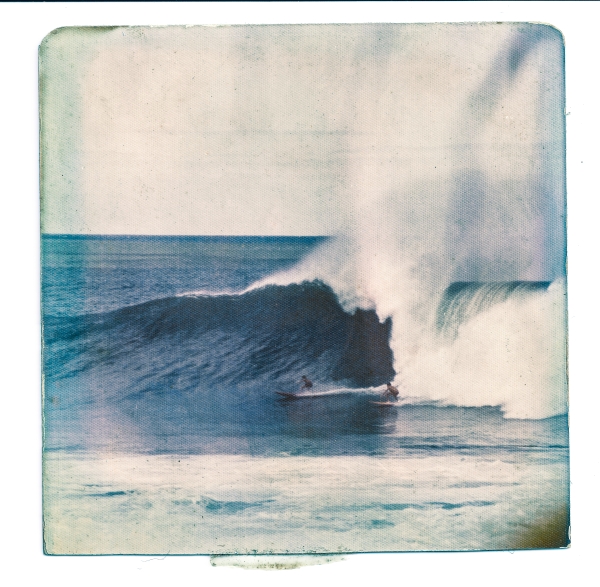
[40,24,568,554]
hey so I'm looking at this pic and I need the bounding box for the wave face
[45,281,394,389]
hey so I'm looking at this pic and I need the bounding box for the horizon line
[42,233,332,239]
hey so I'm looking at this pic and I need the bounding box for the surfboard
[275,391,306,399]
[370,401,397,406]
[276,390,354,399]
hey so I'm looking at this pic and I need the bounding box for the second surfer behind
[300,375,313,392]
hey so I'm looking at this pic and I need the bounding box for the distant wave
[436,281,552,338]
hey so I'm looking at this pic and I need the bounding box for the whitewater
[239,235,567,420]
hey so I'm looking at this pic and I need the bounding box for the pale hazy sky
[40,24,564,240]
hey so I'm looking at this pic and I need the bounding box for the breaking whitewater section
[235,233,567,421]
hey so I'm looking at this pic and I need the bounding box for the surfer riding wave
[382,382,400,402]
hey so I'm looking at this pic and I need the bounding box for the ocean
[41,235,569,554]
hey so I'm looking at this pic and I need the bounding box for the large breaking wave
[232,235,568,420]
[44,281,394,392]
[45,267,567,420]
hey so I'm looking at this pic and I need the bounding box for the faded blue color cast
[42,235,568,458]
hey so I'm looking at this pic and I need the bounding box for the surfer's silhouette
[300,375,313,392]
[382,382,400,402]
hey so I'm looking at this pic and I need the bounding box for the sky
[40,23,564,245]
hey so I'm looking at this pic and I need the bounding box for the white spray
[249,26,567,419]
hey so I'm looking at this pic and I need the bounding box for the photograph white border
[1,2,596,585]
